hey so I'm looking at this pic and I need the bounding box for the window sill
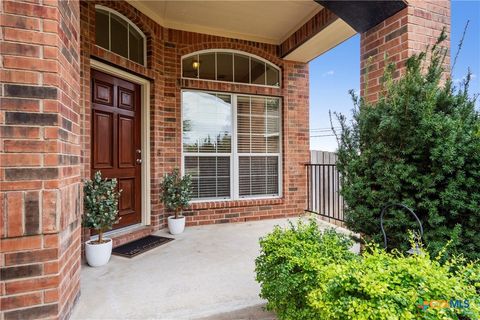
[188,197,284,211]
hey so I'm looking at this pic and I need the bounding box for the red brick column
[1,1,82,319]
[360,0,451,102]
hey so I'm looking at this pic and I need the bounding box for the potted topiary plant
[160,169,192,235]
[83,171,121,267]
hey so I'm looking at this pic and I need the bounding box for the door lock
[136,158,142,164]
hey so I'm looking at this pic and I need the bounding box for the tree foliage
[160,169,192,219]
[334,31,480,260]
[83,171,121,243]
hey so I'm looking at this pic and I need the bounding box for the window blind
[183,91,232,200]
[182,91,281,201]
[237,96,280,197]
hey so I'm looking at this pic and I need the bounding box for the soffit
[127,0,322,44]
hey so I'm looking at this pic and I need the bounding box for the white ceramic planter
[85,238,113,267]
[168,216,186,235]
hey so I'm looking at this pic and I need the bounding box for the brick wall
[1,0,451,318]
[79,0,310,233]
[360,0,451,102]
[1,0,81,319]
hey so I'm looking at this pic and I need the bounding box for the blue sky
[309,0,480,152]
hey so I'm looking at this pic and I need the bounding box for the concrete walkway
[71,217,357,320]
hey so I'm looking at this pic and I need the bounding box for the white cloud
[322,70,335,77]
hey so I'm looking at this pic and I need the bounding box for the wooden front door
[91,69,142,229]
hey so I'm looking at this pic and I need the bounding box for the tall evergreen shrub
[335,31,480,260]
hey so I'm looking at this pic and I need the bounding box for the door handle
[136,149,142,165]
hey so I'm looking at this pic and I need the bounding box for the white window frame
[181,90,283,203]
[95,5,147,67]
[181,49,282,88]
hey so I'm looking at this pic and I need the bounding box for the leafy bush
[256,220,480,320]
[160,169,192,219]
[255,220,356,319]
[83,171,121,243]
[334,31,480,260]
[308,246,480,319]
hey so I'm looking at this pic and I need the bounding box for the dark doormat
[112,235,174,258]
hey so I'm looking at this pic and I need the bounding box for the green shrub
[308,246,480,319]
[83,171,121,243]
[255,219,356,319]
[255,220,480,320]
[334,30,480,260]
[160,169,192,219]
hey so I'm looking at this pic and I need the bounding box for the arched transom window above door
[182,50,281,87]
[95,5,146,66]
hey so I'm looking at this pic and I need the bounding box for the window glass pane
[267,117,279,134]
[184,91,280,201]
[199,53,216,80]
[267,136,280,153]
[182,91,232,153]
[251,136,266,153]
[182,51,280,87]
[237,96,250,114]
[237,134,250,153]
[234,54,250,83]
[251,116,265,134]
[251,58,266,85]
[216,157,231,197]
[251,97,266,115]
[237,115,250,134]
[183,55,199,79]
[237,96,280,197]
[129,26,144,65]
[95,9,109,50]
[267,156,279,194]
[185,157,200,199]
[267,98,279,117]
[266,64,280,86]
[110,13,128,59]
[185,156,230,200]
[239,156,278,197]
[217,53,233,82]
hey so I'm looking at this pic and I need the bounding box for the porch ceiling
[126,0,323,44]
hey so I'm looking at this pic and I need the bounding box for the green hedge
[334,30,480,261]
[255,220,480,320]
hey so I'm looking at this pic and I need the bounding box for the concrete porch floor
[71,217,357,320]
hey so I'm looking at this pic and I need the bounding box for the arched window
[182,50,281,87]
[95,5,146,66]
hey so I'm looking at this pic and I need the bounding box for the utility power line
[310,134,336,138]
[310,127,341,130]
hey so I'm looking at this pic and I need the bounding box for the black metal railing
[306,163,345,221]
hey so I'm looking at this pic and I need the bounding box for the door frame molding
[90,59,151,226]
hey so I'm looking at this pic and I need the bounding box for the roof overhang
[283,18,356,62]
[125,1,407,63]
[315,0,407,33]
[126,0,323,45]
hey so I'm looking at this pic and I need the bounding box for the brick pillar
[360,0,451,102]
[1,1,82,319]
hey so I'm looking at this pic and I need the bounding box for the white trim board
[90,59,152,226]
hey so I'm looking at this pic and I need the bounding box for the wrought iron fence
[306,163,345,221]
